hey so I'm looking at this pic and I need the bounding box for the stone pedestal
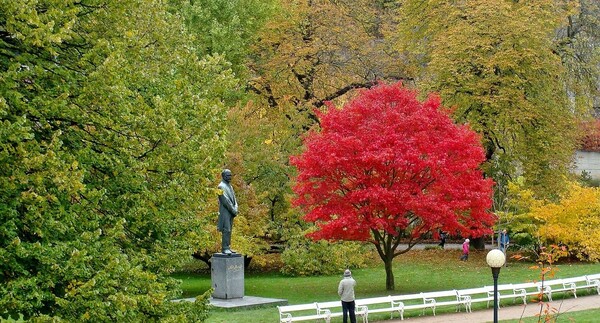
[211,253,244,299]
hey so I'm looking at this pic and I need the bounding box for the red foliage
[579,120,600,152]
[291,82,495,243]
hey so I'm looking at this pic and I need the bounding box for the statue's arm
[218,193,238,215]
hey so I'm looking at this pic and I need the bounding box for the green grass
[174,249,600,323]
[501,308,600,322]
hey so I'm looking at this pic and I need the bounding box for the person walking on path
[338,269,357,323]
[460,238,470,261]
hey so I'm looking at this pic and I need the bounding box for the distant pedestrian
[499,229,510,254]
[460,238,470,261]
[338,269,357,323]
[500,229,510,266]
[438,230,447,249]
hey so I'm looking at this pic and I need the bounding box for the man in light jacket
[338,269,357,323]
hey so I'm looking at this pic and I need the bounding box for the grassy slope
[501,308,600,323]
[174,248,600,322]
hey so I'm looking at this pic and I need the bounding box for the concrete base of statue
[211,253,244,299]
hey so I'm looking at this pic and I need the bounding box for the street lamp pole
[487,249,506,323]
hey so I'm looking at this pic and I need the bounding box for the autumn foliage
[579,119,600,152]
[291,82,495,289]
[527,182,600,261]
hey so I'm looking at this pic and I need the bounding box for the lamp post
[486,249,506,323]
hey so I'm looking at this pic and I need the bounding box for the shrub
[281,238,370,276]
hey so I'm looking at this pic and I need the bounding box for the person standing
[499,229,510,266]
[460,238,470,261]
[438,230,447,249]
[338,269,357,323]
[217,169,238,255]
[499,229,510,254]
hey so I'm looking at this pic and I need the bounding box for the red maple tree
[291,82,495,290]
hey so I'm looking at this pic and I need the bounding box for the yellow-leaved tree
[523,182,600,261]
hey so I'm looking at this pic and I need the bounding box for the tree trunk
[384,257,395,290]
[192,251,212,269]
[472,236,485,251]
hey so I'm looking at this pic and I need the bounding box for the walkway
[374,294,600,322]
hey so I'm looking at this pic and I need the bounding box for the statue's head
[222,169,232,183]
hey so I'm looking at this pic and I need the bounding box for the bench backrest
[457,287,490,297]
[356,296,392,306]
[278,303,318,313]
[420,290,458,300]
[539,279,563,287]
[494,283,516,292]
[586,273,600,281]
[510,282,537,290]
[316,301,341,310]
[388,293,423,306]
[560,276,587,284]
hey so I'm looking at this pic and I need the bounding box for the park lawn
[501,308,600,322]
[173,248,600,323]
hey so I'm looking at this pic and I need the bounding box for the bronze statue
[217,169,238,254]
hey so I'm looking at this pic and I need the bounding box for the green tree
[1,0,236,320]
[176,0,276,79]
[171,0,278,263]
[555,0,600,114]
[395,0,583,199]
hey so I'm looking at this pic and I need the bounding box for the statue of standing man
[217,169,238,255]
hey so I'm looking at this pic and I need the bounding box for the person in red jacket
[460,238,470,261]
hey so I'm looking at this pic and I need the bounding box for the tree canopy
[1,0,240,320]
[291,82,495,290]
[395,0,583,199]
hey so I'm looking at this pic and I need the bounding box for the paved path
[397,243,493,250]
[373,294,600,323]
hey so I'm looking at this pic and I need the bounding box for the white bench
[507,282,538,304]
[278,303,328,323]
[400,290,469,316]
[316,300,368,323]
[356,295,403,321]
[586,273,600,295]
[537,278,575,301]
[458,282,536,311]
[538,275,600,301]
[457,286,493,312]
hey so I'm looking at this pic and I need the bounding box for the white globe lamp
[486,249,506,323]
[486,249,506,268]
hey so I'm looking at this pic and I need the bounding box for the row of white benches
[278,273,600,323]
